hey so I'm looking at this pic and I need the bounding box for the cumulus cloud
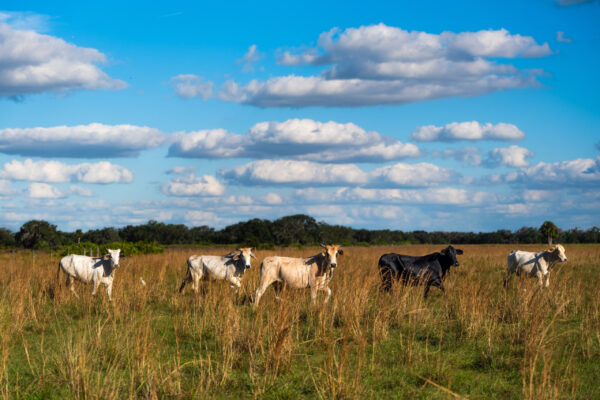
[478,157,600,188]
[161,174,226,196]
[0,20,126,98]
[27,183,64,199]
[218,24,550,107]
[170,74,213,99]
[485,145,534,168]
[0,179,16,196]
[168,118,420,163]
[298,186,496,206]
[0,159,134,183]
[220,159,456,188]
[441,147,483,166]
[0,123,165,157]
[556,31,573,43]
[411,121,525,142]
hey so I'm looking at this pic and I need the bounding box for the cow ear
[456,249,463,255]
[337,249,344,255]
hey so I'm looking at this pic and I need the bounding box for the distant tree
[540,221,559,246]
[15,220,62,249]
[272,214,319,245]
[0,228,15,247]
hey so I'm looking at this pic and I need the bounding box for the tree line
[0,215,598,250]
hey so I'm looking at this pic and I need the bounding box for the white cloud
[68,185,93,197]
[441,147,483,166]
[0,123,165,157]
[478,156,600,188]
[28,183,64,199]
[218,24,550,107]
[334,187,495,205]
[184,210,221,226]
[369,162,457,187]
[168,118,420,163]
[220,159,456,188]
[220,159,367,186]
[170,74,213,100]
[411,121,525,142]
[261,192,284,204]
[161,174,226,196]
[556,31,573,43]
[485,145,534,168]
[0,20,126,98]
[0,159,134,183]
[0,179,16,197]
[237,44,263,72]
[522,190,553,202]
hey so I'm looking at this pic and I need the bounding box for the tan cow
[504,244,567,288]
[254,244,343,307]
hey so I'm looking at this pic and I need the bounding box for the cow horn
[103,254,110,260]
[250,253,257,259]
[320,243,327,248]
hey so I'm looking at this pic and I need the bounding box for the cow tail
[57,261,62,282]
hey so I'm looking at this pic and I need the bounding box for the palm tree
[540,221,559,246]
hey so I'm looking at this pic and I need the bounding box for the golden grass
[0,244,599,399]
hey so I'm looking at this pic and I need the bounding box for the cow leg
[380,267,394,292]
[179,268,190,294]
[424,282,432,299]
[273,282,283,300]
[91,279,98,296]
[323,287,332,303]
[228,276,242,290]
[254,279,274,307]
[106,282,113,301]
[310,287,318,304]
[66,276,79,298]
[536,271,544,288]
[192,272,201,294]
[544,273,550,288]
[503,270,512,288]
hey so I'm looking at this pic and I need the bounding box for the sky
[0,0,599,232]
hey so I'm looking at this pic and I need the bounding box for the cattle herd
[56,243,569,302]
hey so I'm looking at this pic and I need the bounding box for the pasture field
[1,244,599,399]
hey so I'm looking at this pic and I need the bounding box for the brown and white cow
[504,244,567,288]
[179,247,256,293]
[254,244,343,307]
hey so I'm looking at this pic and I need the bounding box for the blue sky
[0,0,599,232]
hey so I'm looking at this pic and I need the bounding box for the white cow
[57,248,122,300]
[254,244,343,307]
[179,247,256,293]
[504,244,567,288]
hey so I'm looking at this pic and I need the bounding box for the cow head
[551,244,567,262]
[441,245,463,267]
[236,247,256,269]
[103,248,122,268]
[320,243,343,269]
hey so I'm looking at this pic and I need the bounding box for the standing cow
[179,247,256,293]
[378,245,463,297]
[504,244,567,288]
[254,244,343,307]
[57,248,122,300]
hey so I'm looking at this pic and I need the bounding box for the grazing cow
[57,248,122,300]
[378,245,463,297]
[179,247,256,293]
[504,244,567,288]
[254,244,343,307]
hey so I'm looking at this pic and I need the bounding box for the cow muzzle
[330,263,337,268]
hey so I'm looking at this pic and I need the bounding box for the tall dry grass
[0,244,598,399]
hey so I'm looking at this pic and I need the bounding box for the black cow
[378,245,464,297]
